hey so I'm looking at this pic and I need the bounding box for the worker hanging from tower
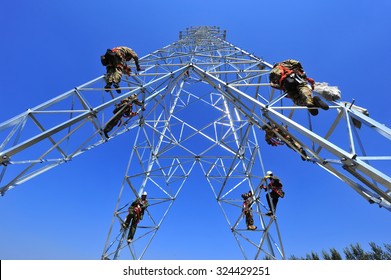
[261,122,308,161]
[241,190,257,230]
[259,171,285,216]
[101,46,142,93]
[103,94,145,138]
[269,59,329,116]
[122,191,149,244]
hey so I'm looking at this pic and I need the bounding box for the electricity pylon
[101,26,285,260]
[1,26,390,260]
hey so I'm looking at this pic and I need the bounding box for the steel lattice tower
[1,26,391,260]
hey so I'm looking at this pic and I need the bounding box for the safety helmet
[266,171,273,176]
[128,94,136,101]
[142,191,147,196]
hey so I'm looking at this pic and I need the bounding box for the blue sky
[0,0,390,260]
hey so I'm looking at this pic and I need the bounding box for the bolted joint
[89,109,98,118]
[1,155,10,166]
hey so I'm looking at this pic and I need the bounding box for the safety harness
[117,102,137,127]
[277,64,295,87]
[131,199,147,224]
[268,179,284,198]
[269,137,285,146]
[242,197,254,215]
[133,205,142,223]
[276,63,314,88]
[112,47,124,59]
[111,48,131,75]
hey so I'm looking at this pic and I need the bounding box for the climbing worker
[269,59,329,116]
[260,171,285,216]
[241,190,257,230]
[101,46,142,93]
[122,191,149,244]
[261,122,307,161]
[103,94,145,138]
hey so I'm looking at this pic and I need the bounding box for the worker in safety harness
[259,171,285,216]
[103,94,145,138]
[269,59,329,116]
[261,122,307,161]
[122,191,149,244]
[241,190,257,230]
[101,46,142,93]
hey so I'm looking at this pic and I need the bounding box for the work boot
[247,225,257,230]
[265,211,273,216]
[308,108,319,116]
[127,238,132,244]
[114,84,121,94]
[313,96,329,110]
[104,83,112,92]
[299,148,307,161]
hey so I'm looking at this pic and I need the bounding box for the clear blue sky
[0,0,390,260]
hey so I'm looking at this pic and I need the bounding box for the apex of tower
[179,26,226,40]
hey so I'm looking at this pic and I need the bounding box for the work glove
[307,77,315,85]
[307,77,315,89]
[124,67,131,76]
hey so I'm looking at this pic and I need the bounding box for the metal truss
[101,75,284,259]
[1,26,391,259]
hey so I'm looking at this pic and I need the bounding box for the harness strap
[133,205,142,223]
[268,180,283,197]
[270,137,284,146]
[111,47,122,56]
[278,65,294,86]
[111,47,127,68]
[277,64,306,87]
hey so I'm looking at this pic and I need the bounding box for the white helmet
[266,171,273,176]
[142,191,147,196]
